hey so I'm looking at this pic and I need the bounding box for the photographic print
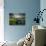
[9,13,26,25]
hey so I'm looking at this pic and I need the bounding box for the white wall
[40,0,46,27]
[0,0,4,42]
[40,0,46,45]
[4,0,40,42]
